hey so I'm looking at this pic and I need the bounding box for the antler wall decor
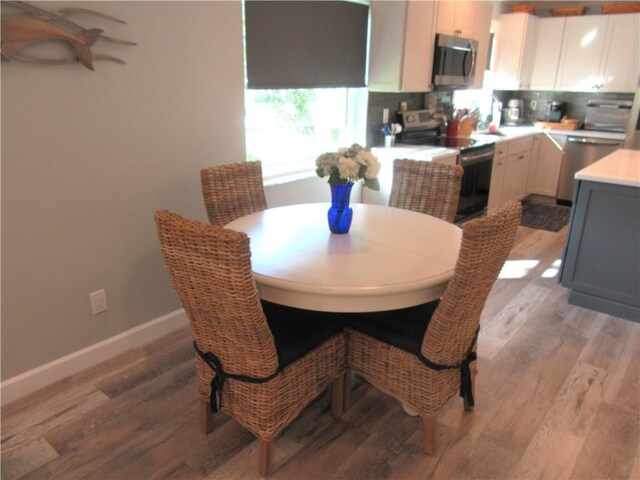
[1,0,136,70]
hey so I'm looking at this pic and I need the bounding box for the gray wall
[1,1,247,380]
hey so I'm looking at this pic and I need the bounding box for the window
[244,87,368,182]
[243,1,369,183]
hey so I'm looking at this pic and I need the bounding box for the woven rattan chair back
[388,159,464,223]
[422,201,522,365]
[155,210,279,378]
[201,161,268,226]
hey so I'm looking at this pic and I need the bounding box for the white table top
[575,149,640,188]
[226,203,462,312]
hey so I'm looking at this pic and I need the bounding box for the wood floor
[2,222,639,480]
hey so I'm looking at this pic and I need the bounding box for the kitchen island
[559,149,640,322]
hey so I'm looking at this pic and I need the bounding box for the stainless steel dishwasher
[556,136,624,204]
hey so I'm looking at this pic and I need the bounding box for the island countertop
[575,149,640,188]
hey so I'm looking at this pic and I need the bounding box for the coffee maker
[502,99,524,125]
[545,101,566,122]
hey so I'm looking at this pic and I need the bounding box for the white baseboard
[1,309,188,406]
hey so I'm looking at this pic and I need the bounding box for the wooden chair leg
[331,374,345,419]
[343,368,352,411]
[200,399,214,434]
[258,438,272,477]
[423,416,437,455]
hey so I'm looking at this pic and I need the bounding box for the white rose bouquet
[315,144,381,190]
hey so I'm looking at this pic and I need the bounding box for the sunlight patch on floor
[499,260,539,279]
[542,259,563,278]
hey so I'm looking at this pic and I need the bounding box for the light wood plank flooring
[2,222,639,479]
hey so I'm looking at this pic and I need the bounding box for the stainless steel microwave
[432,34,478,88]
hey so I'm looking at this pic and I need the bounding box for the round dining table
[225,203,462,312]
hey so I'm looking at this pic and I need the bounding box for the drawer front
[494,143,509,159]
[508,136,534,155]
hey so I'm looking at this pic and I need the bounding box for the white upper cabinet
[470,1,495,90]
[555,13,639,92]
[530,17,566,90]
[555,16,609,91]
[493,13,540,90]
[436,1,477,38]
[368,1,436,92]
[599,13,640,92]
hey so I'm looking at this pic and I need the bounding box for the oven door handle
[459,149,494,166]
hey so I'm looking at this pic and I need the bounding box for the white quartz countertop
[575,149,640,188]
[372,145,459,161]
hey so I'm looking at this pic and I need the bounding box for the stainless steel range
[398,109,495,223]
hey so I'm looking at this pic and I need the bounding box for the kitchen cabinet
[368,0,436,92]
[531,133,564,197]
[435,1,477,38]
[599,13,640,93]
[487,142,508,213]
[555,13,639,93]
[530,18,566,91]
[503,136,533,201]
[493,13,539,90]
[560,179,639,321]
[526,134,542,193]
[470,1,494,90]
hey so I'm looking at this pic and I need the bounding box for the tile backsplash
[493,90,634,124]
[366,92,425,147]
[366,90,635,146]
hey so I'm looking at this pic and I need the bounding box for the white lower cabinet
[504,149,531,201]
[488,142,508,213]
[531,133,564,197]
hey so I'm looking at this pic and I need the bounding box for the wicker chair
[201,161,268,226]
[155,211,346,476]
[344,201,522,454]
[388,159,464,223]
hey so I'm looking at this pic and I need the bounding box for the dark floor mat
[521,199,571,232]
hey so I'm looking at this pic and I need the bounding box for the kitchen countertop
[373,126,626,158]
[575,149,640,188]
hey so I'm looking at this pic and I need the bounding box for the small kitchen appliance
[502,99,524,125]
[584,99,633,132]
[545,101,567,122]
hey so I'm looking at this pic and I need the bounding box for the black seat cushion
[344,300,440,357]
[262,300,346,369]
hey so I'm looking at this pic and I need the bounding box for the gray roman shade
[245,1,368,89]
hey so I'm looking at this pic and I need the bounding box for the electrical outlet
[530,100,537,111]
[382,108,389,124]
[90,289,108,315]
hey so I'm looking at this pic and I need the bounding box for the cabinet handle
[518,155,525,160]
[497,161,503,166]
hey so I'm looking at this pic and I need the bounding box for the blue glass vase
[328,183,353,234]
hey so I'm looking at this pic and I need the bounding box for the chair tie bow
[193,342,281,413]
[419,327,479,408]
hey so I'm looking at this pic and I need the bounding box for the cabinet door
[367,2,407,92]
[504,151,531,201]
[530,17,566,90]
[436,1,476,37]
[533,133,564,196]
[401,1,436,92]
[471,1,494,89]
[493,14,538,90]
[555,16,608,91]
[600,13,640,93]
[527,134,541,193]
[488,143,508,212]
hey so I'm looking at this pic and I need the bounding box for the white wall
[1,1,247,380]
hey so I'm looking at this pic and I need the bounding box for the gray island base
[559,150,640,322]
